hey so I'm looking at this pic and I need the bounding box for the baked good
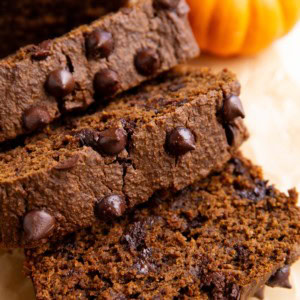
[0,0,199,143]
[0,67,247,248]
[25,154,300,299]
[0,0,124,59]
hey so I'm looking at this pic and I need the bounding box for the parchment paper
[0,23,299,300]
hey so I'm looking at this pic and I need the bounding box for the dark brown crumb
[0,67,247,248]
[25,154,300,300]
[0,0,199,143]
[0,0,124,58]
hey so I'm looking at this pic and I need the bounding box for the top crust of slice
[0,0,199,142]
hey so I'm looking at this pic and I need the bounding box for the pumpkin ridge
[187,0,300,56]
[240,0,285,55]
[208,0,250,56]
[278,0,300,35]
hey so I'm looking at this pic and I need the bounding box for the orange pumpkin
[187,0,300,56]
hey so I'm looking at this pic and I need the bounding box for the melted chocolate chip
[135,48,161,76]
[237,179,269,202]
[234,245,250,262]
[230,158,247,176]
[96,195,126,219]
[154,0,180,9]
[76,129,97,147]
[122,220,148,250]
[267,265,292,289]
[97,128,127,155]
[86,29,114,58]
[23,210,55,241]
[166,127,196,156]
[199,271,240,299]
[254,287,265,300]
[54,154,80,170]
[46,68,75,98]
[94,69,120,97]
[223,95,245,123]
[31,40,52,60]
[23,105,51,131]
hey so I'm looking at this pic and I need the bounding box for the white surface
[276,23,300,86]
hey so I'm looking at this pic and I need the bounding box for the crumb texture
[0,0,199,142]
[0,67,247,248]
[0,0,124,58]
[25,154,300,300]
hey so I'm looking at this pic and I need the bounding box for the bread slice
[0,67,247,248]
[25,154,300,299]
[0,0,199,142]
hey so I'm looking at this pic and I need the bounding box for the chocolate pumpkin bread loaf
[25,154,300,300]
[0,0,199,143]
[0,67,247,248]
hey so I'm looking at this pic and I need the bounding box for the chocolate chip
[135,48,161,76]
[76,128,127,156]
[54,154,80,170]
[267,265,292,289]
[86,29,114,58]
[96,195,126,219]
[254,287,265,300]
[97,128,128,155]
[223,95,245,123]
[46,68,75,98]
[225,124,240,147]
[23,105,51,131]
[94,69,120,97]
[154,0,180,9]
[120,119,136,136]
[31,40,52,60]
[166,127,196,156]
[23,210,55,241]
